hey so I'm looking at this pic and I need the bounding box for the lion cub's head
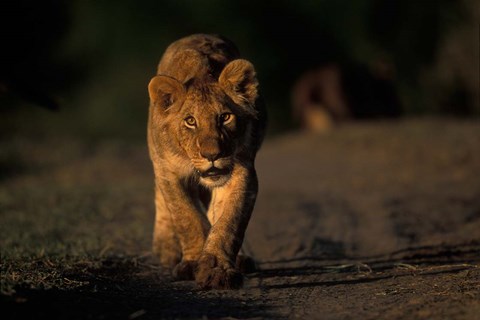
[148,58,258,187]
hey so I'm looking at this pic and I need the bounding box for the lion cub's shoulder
[157,34,241,82]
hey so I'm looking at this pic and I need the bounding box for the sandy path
[249,120,480,260]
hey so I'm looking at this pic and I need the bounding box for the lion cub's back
[157,34,241,81]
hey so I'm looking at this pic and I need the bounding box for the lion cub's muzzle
[192,157,233,186]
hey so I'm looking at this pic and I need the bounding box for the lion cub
[147,34,266,289]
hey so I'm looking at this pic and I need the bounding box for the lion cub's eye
[184,116,197,128]
[220,113,234,125]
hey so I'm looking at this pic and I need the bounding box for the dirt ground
[1,119,480,319]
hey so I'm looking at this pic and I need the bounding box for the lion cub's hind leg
[172,260,198,281]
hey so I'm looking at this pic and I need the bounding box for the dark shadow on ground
[254,241,480,278]
[259,265,475,290]
[2,244,479,319]
[2,256,275,320]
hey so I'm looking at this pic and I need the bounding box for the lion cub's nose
[200,139,221,161]
[201,149,221,162]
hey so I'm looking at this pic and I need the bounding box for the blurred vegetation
[0,0,478,139]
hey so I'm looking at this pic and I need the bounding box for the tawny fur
[147,34,266,289]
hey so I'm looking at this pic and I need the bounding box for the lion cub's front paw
[195,254,243,290]
[172,260,197,281]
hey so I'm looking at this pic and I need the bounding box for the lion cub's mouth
[200,167,231,181]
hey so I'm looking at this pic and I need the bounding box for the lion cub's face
[179,84,239,187]
[149,59,258,188]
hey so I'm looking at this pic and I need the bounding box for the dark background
[1,0,479,139]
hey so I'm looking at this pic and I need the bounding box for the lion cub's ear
[219,59,258,108]
[148,75,185,109]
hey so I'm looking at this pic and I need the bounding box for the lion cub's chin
[199,174,231,188]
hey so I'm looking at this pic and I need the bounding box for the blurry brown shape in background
[292,65,350,133]
[292,59,402,133]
